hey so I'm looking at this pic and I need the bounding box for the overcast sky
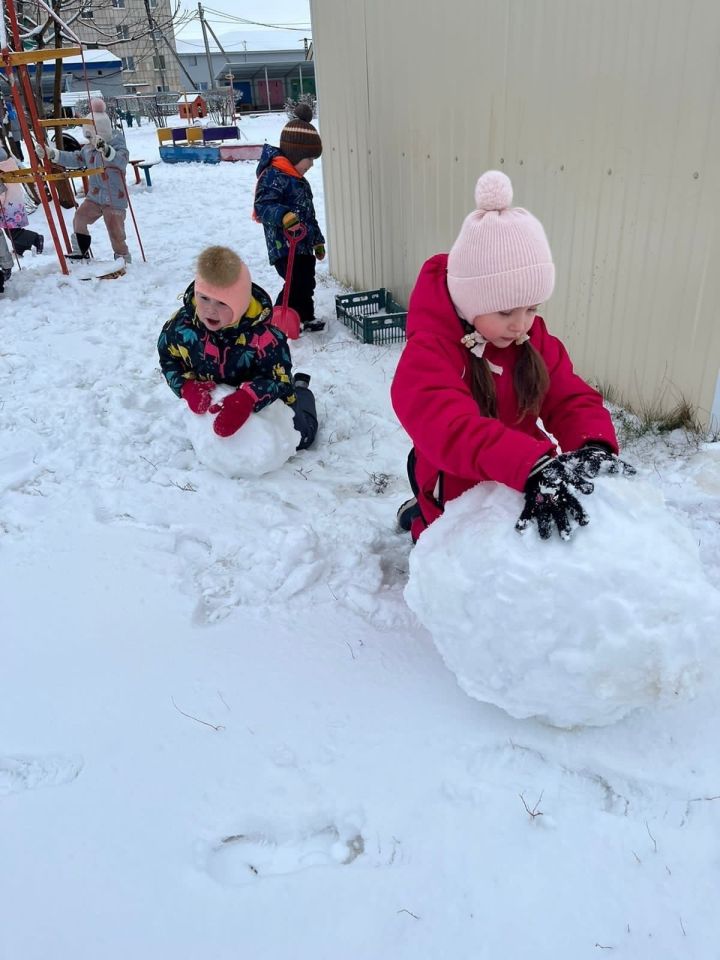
[176,0,311,41]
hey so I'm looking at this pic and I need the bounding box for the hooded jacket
[158,280,296,411]
[253,144,324,264]
[390,254,619,537]
[54,130,129,210]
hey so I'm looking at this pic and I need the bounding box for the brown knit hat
[279,103,322,166]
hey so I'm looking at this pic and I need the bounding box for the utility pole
[204,18,228,60]
[142,0,167,91]
[197,2,214,92]
[156,26,201,93]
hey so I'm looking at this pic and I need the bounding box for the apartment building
[72,0,181,94]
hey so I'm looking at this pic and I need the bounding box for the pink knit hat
[82,97,113,141]
[447,171,555,320]
[195,255,252,325]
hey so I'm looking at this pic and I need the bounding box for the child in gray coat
[36,98,131,265]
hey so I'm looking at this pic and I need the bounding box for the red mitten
[210,388,255,437]
[181,379,216,414]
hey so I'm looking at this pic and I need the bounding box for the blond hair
[196,246,246,287]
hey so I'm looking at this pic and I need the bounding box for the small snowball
[186,385,300,478]
[474,170,513,212]
[405,478,720,727]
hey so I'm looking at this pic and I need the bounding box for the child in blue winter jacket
[253,103,326,332]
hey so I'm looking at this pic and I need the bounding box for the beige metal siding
[310,0,720,426]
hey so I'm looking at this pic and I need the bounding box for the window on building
[153,55,166,70]
[80,5,94,17]
[121,56,136,72]
[148,0,158,7]
[116,25,130,39]
[111,0,126,6]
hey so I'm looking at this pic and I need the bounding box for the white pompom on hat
[447,170,555,320]
[82,97,113,141]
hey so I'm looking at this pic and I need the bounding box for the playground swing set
[0,0,146,277]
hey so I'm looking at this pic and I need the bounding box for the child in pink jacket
[391,170,634,543]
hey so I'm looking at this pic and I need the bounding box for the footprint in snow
[0,754,83,796]
[448,742,692,826]
[204,822,365,886]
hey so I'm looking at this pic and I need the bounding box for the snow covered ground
[3,112,720,959]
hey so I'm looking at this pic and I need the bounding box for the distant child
[158,246,318,449]
[391,170,635,543]
[0,230,11,294]
[0,145,44,257]
[35,98,131,265]
[3,99,24,161]
[253,103,326,332]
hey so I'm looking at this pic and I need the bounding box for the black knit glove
[515,456,594,541]
[558,442,637,480]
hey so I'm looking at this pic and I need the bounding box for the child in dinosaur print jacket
[158,246,317,449]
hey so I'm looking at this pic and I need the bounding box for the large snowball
[405,477,720,727]
[186,385,300,478]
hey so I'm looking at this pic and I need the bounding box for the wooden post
[264,66,271,112]
[225,70,234,123]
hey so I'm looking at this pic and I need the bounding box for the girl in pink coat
[391,170,634,543]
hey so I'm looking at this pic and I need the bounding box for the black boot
[68,232,92,260]
[8,228,35,257]
[302,319,326,333]
[396,497,421,533]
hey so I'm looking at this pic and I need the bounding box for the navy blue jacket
[254,144,324,264]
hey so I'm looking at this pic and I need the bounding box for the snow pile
[185,385,300,478]
[405,477,720,727]
[685,443,720,495]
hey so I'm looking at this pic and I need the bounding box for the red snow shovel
[271,222,307,340]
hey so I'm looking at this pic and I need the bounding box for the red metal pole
[1,56,70,272]
[0,2,72,272]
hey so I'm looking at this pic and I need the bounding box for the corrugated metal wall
[310,0,720,426]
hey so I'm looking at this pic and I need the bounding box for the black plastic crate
[335,288,407,345]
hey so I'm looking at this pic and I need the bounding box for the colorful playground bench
[156,124,263,165]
